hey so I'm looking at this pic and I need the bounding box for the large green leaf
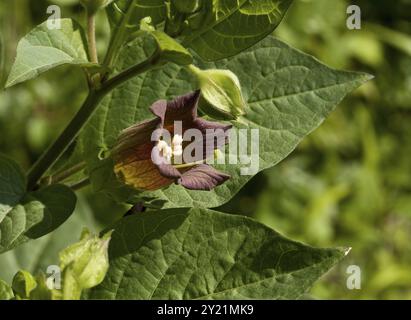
[0,155,77,254]
[89,208,347,299]
[108,1,293,61]
[79,36,371,209]
[182,0,294,61]
[5,19,90,88]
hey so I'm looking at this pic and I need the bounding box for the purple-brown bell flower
[111,91,232,191]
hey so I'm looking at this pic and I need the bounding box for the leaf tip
[360,72,375,82]
[338,246,352,257]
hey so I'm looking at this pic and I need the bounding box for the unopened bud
[59,229,112,292]
[189,65,246,120]
[12,270,37,300]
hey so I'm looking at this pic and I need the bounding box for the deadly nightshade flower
[112,91,232,191]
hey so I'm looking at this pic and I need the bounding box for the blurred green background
[1,0,411,299]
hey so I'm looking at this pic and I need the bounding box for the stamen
[172,134,183,146]
[173,147,183,157]
[172,134,183,157]
[173,159,207,169]
[157,140,172,162]
[157,140,168,152]
[163,146,172,162]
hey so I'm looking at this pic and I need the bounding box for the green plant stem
[103,0,137,70]
[27,90,104,190]
[87,12,98,64]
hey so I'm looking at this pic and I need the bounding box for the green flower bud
[10,271,56,300]
[59,229,112,299]
[0,279,14,300]
[189,65,246,120]
[172,0,201,14]
[12,270,37,300]
[30,273,54,300]
[80,0,114,14]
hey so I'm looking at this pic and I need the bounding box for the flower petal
[177,164,230,191]
[157,164,182,180]
[149,99,168,125]
[112,118,159,161]
[150,91,201,127]
[112,91,232,192]
[193,118,232,133]
[115,158,173,191]
[190,118,232,161]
